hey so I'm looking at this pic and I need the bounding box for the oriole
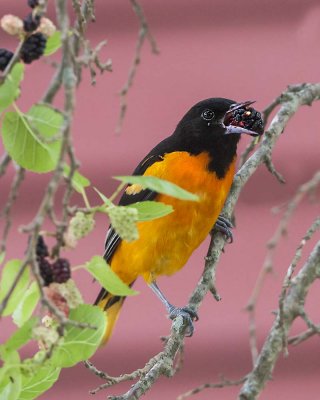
[95,98,264,343]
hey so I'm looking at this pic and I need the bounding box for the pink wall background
[1,0,320,398]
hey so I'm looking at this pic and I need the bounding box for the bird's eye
[201,109,215,121]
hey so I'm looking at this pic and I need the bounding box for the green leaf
[20,365,60,400]
[86,256,138,296]
[63,164,91,193]
[0,350,21,400]
[0,260,30,316]
[12,283,40,327]
[50,304,106,368]
[127,201,173,221]
[2,105,63,173]
[0,63,24,113]
[27,104,64,138]
[44,31,61,56]
[115,175,199,201]
[2,318,38,353]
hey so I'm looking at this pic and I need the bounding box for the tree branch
[288,325,320,346]
[177,375,247,400]
[245,164,320,365]
[278,215,320,354]
[238,240,320,400]
[0,166,25,254]
[116,0,159,132]
[0,153,11,178]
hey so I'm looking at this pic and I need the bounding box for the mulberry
[23,13,41,33]
[0,48,13,71]
[38,258,53,286]
[28,0,39,8]
[36,235,49,258]
[229,107,264,135]
[20,32,46,64]
[0,15,24,36]
[52,258,71,284]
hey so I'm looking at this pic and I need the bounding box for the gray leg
[213,215,233,243]
[149,281,198,337]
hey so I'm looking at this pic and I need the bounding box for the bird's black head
[174,97,262,140]
[171,97,264,178]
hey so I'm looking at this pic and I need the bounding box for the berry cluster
[0,0,52,71]
[229,107,264,135]
[36,236,71,286]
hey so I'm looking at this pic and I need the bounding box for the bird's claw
[168,306,199,337]
[213,216,233,243]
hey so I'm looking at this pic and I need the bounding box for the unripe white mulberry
[38,17,56,37]
[69,211,95,240]
[108,206,139,242]
[1,15,24,36]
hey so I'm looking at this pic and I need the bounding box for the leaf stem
[109,182,126,202]
[81,188,91,208]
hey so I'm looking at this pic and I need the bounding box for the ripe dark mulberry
[36,235,49,258]
[39,258,53,286]
[23,13,41,33]
[0,48,14,71]
[28,0,39,8]
[52,258,71,284]
[20,32,47,64]
[229,107,264,135]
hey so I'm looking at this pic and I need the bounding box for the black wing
[103,149,168,264]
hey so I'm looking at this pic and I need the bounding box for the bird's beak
[225,125,260,136]
[225,100,256,115]
[224,100,260,137]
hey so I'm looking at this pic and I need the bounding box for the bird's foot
[212,215,233,243]
[168,306,199,337]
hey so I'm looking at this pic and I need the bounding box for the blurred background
[1,0,320,398]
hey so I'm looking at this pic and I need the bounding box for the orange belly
[110,151,236,284]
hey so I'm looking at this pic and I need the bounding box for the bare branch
[262,97,281,127]
[239,137,259,168]
[0,153,11,178]
[245,168,320,363]
[116,0,159,132]
[288,325,320,346]
[264,152,286,184]
[85,353,163,394]
[76,40,112,85]
[0,167,25,254]
[42,0,96,103]
[42,64,64,103]
[177,375,247,400]
[278,216,320,356]
[238,240,320,400]
[299,309,320,334]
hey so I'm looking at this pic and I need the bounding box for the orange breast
[110,151,236,284]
